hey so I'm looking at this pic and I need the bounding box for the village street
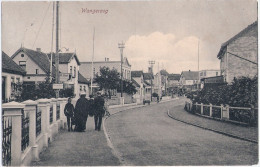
[105,98,258,166]
[32,98,258,166]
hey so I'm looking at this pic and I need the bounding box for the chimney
[36,48,41,52]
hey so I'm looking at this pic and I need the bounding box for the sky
[2,0,257,74]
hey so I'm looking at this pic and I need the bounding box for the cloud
[125,32,219,74]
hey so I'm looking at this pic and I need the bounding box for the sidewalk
[31,104,145,166]
[168,104,258,143]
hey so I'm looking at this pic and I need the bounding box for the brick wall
[226,26,258,83]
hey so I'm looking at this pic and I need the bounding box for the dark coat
[75,97,90,118]
[94,96,105,116]
[64,103,74,117]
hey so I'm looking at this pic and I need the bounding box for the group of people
[64,91,109,132]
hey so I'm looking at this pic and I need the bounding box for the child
[64,97,74,131]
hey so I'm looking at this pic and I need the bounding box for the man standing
[94,92,105,131]
[74,92,89,132]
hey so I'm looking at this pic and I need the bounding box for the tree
[95,67,120,97]
[121,80,137,95]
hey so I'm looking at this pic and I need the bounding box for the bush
[152,93,158,97]
[189,76,258,107]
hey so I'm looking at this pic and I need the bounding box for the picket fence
[2,98,68,166]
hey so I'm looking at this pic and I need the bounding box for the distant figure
[93,92,105,131]
[74,92,89,132]
[104,97,110,116]
[64,97,74,131]
[88,95,95,117]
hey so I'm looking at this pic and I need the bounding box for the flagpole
[90,27,95,95]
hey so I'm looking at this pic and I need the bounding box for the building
[78,72,90,97]
[199,69,221,80]
[11,47,55,83]
[2,51,26,102]
[217,21,257,83]
[80,57,131,81]
[48,52,86,98]
[131,71,145,103]
[11,47,88,98]
[180,70,199,91]
[168,74,181,94]
[143,72,154,98]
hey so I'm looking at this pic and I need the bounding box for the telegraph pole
[118,42,125,97]
[55,1,60,98]
[148,60,155,101]
[197,38,200,91]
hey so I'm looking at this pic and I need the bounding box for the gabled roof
[78,72,90,84]
[217,21,257,59]
[143,73,154,80]
[12,47,53,75]
[47,52,81,65]
[160,69,169,76]
[131,78,140,87]
[131,71,143,78]
[123,57,131,67]
[144,80,151,86]
[168,74,181,81]
[2,51,26,75]
[181,71,199,80]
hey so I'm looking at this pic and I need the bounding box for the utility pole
[55,1,60,98]
[118,42,125,98]
[148,60,155,101]
[90,27,95,95]
[197,38,200,91]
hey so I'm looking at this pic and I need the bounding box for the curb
[167,110,258,144]
[102,98,180,165]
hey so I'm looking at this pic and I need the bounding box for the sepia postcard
[1,0,258,166]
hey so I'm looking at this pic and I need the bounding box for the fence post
[61,98,68,128]
[57,98,64,129]
[37,99,51,147]
[50,98,58,134]
[195,102,198,113]
[22,100,39,161]
[209,103,212,117]
[220,104,224,120]
[201,103,203,115]
[226,105,230,120]
[2,101,25,166]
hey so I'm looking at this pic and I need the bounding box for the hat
[97,91,101,95]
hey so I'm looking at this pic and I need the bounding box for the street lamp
[118,42,125,98]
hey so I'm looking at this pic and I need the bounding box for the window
[16,78,20,83]
[19,61,26,70]
[36,69,39,74]
[216,72,218,76]
[84,86,86,91]
[200,72,203,76]
[70,66,72,74]
[11,77,15,92]
[27,77,30,79]
[21,54,24,57]
[80,86,82,91]
[74,67,76,78]
[204,71,206,76]
[93,68,96,76]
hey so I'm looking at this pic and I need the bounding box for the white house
[131,71,146,104]
[2,51,26,102]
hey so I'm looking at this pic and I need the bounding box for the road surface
[105,98,258,165]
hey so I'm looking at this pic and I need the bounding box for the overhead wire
[32,2,51,49]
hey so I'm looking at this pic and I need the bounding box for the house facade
[180,70,199,91]
[217,21,258,83]
[2,51,26,102]
[80,57,131,81]
[131,71,145,104]
[168,74,181,95]
[48,52,85,98]
[199,69,221,80]
[11,47,54,83]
